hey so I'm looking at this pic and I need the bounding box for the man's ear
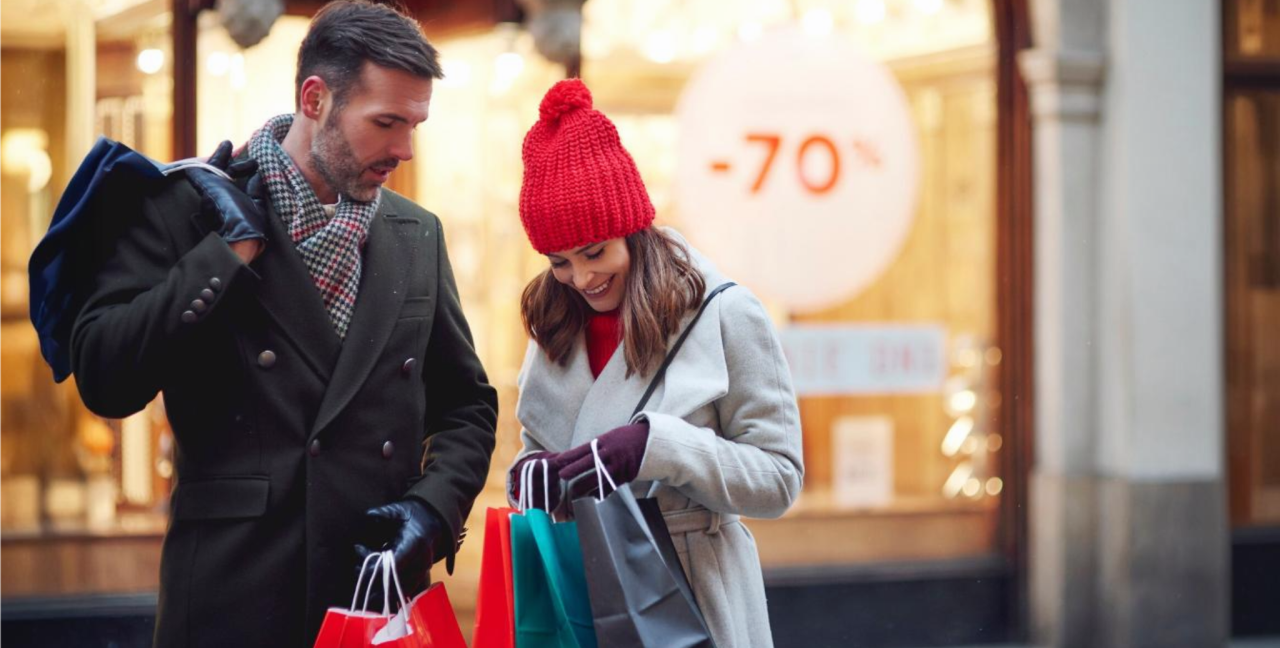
[298,76,329,121]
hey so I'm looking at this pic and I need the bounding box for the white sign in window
[780,324,947,395]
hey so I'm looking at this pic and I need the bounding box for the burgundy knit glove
[509,451,570,511]
[558,422,651,500]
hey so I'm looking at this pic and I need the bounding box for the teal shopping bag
[525,508,597,648]
[510,462,598,648]
[511,509,570,648]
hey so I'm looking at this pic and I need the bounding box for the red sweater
[586,310,621,378]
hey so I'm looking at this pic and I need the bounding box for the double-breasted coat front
[70,172,498,648]
[511,232,804,648]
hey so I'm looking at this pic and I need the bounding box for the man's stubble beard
[310,108,378,203]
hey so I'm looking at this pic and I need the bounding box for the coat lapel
[515,340,593,452]
[249,201,342,380]
[309,201,420,439]
[569,343,649,447]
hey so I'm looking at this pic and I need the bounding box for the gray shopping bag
[572,481,715,648]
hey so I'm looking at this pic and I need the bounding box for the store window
[2,0,1020,623]
[1,0,176,597]
[1225,0,1280,528]
[569,0,1004,565]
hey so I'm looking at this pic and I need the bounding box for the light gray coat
[510,234,804,648]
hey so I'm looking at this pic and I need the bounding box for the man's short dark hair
[295,0,444,109]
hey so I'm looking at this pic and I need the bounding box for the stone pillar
[1093,0,1227,645]
[1020,0,1106,644]
[1022,0,1229,646]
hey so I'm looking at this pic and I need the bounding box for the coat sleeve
[406,216,499,571]
[71,180,249,418]
[633,289,805,519]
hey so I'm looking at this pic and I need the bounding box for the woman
[508,78,804,648]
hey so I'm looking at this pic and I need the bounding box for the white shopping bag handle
[519,459,532,512]
[379,550,409,616]
[352,551,384,612]
[591,438,619,502]
[518,458,554,512]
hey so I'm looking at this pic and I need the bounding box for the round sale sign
[675,26,920,313]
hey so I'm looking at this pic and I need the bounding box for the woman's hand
[558,422,650,499]
[509,451,569,510]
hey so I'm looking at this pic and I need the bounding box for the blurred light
[692,26,719,55]
[1,129,52,193]
[738,22,763,42]
[942,462,973,499]
[986,347,1003,365]
[986,477,1004,496]
[914,0,944,16]
[802,8,834,36]
[229,53,246,90]
[949,389,977,413]
[855,0,886,25]
[206,51,229,77]
[495,52,524,79]
[963,478,982,498]
[941,416,973,457]
[956,347,979,368]
[439,60,472,88]
[987,433,1004,452]
[960,436,980,455]
[490,52,524,95]
[136,48,164,75]
[643,30,678,64]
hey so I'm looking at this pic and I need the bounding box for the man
[69,2,497,646]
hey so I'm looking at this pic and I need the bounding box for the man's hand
[354,499,443,608]
[229,240,264,265]
[187,140,268,255]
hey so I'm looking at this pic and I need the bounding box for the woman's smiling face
[547,238,631,312]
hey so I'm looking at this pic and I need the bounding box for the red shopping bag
[314,550,467,648]
[471,507,517,648]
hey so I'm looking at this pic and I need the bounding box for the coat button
[209,277,223,291]
[382,441,394,459]
[190,298,207,313]
[401,358,416,376]
[200,288,216,302]
[309,439,321,457]
[181,310,197,324]
[258,350,277,369]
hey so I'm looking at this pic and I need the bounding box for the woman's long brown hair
[521,227,707,378]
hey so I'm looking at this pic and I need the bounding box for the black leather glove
[354,499,443,609]
[186,140,268,245]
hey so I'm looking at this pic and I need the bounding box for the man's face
[310,62,433,202]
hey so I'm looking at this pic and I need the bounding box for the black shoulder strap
[632,282,737,417]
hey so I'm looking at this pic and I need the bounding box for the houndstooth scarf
[247,114,378,339]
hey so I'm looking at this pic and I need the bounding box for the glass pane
[1,0,174,598]
[1230,0,1280,58]
[1227,89,1280,526]
[576,0,1000,566]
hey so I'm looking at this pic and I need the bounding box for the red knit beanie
[519,79,655,254]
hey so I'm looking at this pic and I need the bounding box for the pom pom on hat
[520,79,655,255]
[538,79,593,122]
